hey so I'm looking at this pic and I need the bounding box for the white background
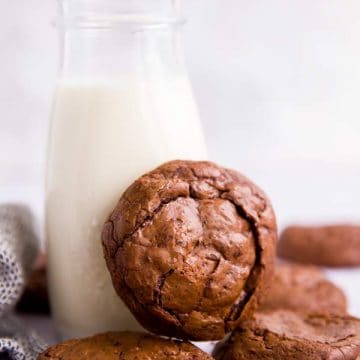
[1,0,360,337]
[1,0,360,229]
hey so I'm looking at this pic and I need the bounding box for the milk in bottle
[46,0,207,339]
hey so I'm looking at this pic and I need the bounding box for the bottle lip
[55,14,186,29]
[56,0,185,29]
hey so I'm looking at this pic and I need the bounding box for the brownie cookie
[38,331,213,359]
[278,225,360,267]
[215,310,360,360]
[16,268,50,314]
[260,263,347,314]
[17,253,49,314]
[102,160,277,340]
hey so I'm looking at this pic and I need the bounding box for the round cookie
[17,252,49,314]
[16,268,49,314]
[215,310,360,360]
[260,263,347,314]
[102,160,277,340]
[37,331,213,360]
[278,225,360,267]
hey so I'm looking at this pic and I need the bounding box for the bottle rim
[56,0,185,29]
[54,14,186,29]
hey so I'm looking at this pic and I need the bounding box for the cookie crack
[187,165,227,184]
[195,256,222,312]
[112,196,188,260]
[126,197,182,243]
[161,306,184,326]
[219,189,263,330]
[224,290,252,324]
[155,268,175,306]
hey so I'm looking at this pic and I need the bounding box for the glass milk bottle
[46,0,207,340]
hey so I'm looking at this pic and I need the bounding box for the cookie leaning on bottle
[102,160,277,341]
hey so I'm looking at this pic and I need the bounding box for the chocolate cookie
[37,331,212,359]
[278,225,360,267]
[17,253,49,314]
[102,160,277,340]
[260,263,347,314]
[16,268,50,314]
[215,310,360,360]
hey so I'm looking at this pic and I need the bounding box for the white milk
[46,76,207,339]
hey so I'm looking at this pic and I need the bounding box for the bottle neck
[57,0,186,82]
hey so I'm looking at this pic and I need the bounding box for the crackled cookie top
[38,331,212,359]
[278,225,360,267]
[260,263,347,314]
[216,310,360,360]
[102,160,277,340]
